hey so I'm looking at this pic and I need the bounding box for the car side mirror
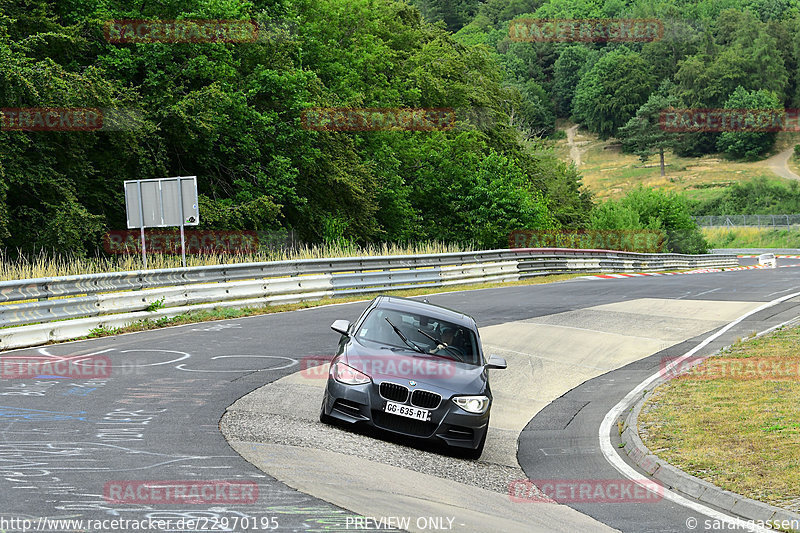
[331,319,351,336]
[485,355,507,370]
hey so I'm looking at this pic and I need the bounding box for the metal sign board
[123,176,199,268]
[124,176,199,229]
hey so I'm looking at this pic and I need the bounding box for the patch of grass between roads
[639,325,800,513]
[76,274,584,341]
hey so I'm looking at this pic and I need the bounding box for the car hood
[343,342,487,394]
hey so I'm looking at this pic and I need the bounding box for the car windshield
[356,307,481,365]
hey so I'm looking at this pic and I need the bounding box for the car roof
[373,296,477,329]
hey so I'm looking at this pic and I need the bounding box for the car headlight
[331,362,371,385]
[452,395,490,414]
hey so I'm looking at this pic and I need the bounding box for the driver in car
[431,327,456,353]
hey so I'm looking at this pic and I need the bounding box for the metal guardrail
[694,214,800,229]
[0,248,737,350]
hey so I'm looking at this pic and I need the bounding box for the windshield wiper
[384,318,425,354]
[416,328,464,362]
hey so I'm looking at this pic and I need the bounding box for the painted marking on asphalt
[175,355,297,373]
[765,285,800,297]
[738,255,800,258]
[117,349,191,367]
[579,263,800,281]
[539,447,599,456]
[693,287,722,298]
[598,290,800,533]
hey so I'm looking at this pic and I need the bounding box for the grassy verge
[0,241,473,281]
[639,325,800,513]
[788,148,800,177]
[77,273,585,340]
[702,227,800,249]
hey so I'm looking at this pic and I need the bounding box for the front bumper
[321,378,489,450]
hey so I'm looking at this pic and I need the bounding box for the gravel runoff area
[220,376,542,499]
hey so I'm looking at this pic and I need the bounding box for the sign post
[177,178,186,267]
[136,180,147,268]
[124,176,200,268]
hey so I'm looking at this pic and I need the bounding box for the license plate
[384,401,430,421]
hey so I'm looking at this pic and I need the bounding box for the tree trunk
[659,147,665,176]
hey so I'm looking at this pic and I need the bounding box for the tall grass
[702,227,800,249]
[0,241,475,282]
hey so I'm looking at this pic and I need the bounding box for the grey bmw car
[319,295,506,459]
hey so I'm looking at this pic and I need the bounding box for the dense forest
[440,0,797,152]
[0,0,592,255]
[3,0,799,257]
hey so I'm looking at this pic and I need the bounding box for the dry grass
[702,227,800,249]
[552,123,800,203]
[0,241,474,281]
[639,325,800,512]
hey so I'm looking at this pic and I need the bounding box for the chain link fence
[693,214,800,229]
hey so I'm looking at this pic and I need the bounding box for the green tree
[692,177,800,214]
[640,18,704,81]
[674,11,787,107]
[0,0,593,258]
[591,187,708,254]
[617,81,684,176]
[463,152,555,248]
[397,133,556,247]
[552,45,599,117]
[572,49,657,139]
[411,0,482,32]
[716,86,783,159]
[501,79,555,137]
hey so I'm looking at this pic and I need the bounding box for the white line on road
[693,287,722,298]
[765,285,800,297]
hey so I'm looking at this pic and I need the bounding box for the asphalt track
[1,258,799,532]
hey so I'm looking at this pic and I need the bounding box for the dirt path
[566,124,582,166]
[763,145,800,181]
